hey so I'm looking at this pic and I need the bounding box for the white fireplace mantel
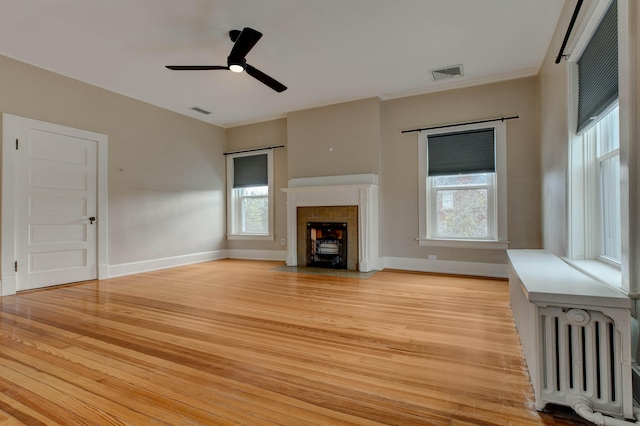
[282,174,379,272]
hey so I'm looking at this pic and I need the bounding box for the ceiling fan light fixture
[166,27,287,92]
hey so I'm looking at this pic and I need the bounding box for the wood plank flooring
[0,260,590,425]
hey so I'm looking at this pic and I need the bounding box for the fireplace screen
[307,222,347,269]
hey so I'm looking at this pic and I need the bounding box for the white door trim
[1,114,108,295]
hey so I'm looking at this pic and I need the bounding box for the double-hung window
[418,121,507,249]
[226,150,274,240]
[567,0,621,282]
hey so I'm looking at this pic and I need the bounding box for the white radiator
[538,307,623,416]
[507,250,633,420]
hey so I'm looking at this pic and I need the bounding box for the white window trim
[226,149,275,241]
[417,121,508,249]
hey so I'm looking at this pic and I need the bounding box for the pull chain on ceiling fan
[166,27,287,93]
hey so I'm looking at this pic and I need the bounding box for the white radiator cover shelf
[507,250,633,420]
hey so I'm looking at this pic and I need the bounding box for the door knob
[89,217,96,224]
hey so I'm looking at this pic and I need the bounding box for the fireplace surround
[282,174,379,272]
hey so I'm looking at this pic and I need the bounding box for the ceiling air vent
[430,65,464,82]
[190,106,211,115]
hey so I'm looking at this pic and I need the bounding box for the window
[566,0,621,285]
[418,121,507,249]
[234,186,269,234]
[431,173,493,239]
[571,104,620,264]
[226,150,274,240]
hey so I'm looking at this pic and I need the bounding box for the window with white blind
[226,150,274,239]
[417,121,508,249]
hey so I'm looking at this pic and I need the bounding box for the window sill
[417,238,509,250]
[227,234,274,241]
[562,258,622,290]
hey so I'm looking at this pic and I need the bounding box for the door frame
[1,114,108,296]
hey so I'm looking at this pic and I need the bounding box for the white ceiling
[0,0,564,128]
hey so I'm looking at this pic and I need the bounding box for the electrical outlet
[281,238,286,246]
[428,254,437,260]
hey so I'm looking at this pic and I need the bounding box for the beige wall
[230,78,541,267]
[225,118,288,251]
[538,1,579,257]
[381,78,541,263]
[0,54,226,266]
[0,38,547,273]
[287,97,382,179]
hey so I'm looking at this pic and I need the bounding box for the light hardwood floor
[0,260,590,425]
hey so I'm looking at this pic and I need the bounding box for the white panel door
[16,127,98,291]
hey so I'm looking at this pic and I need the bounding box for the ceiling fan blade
[245,64,287,92]
[229,27,262,60]
[166,65,228,70]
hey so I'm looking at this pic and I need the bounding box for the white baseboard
[0,274,15,296]
[108,250,227,278]
[98,262,109,280]
[107,253,504,280]
[227,249,288,261]
[381,257,508,278]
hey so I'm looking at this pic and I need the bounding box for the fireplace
[308,222,347,269]
[282,174,379,272]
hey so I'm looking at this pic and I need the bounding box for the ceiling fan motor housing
[229,29,242,43]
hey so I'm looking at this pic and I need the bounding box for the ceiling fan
[166,27,287,93]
